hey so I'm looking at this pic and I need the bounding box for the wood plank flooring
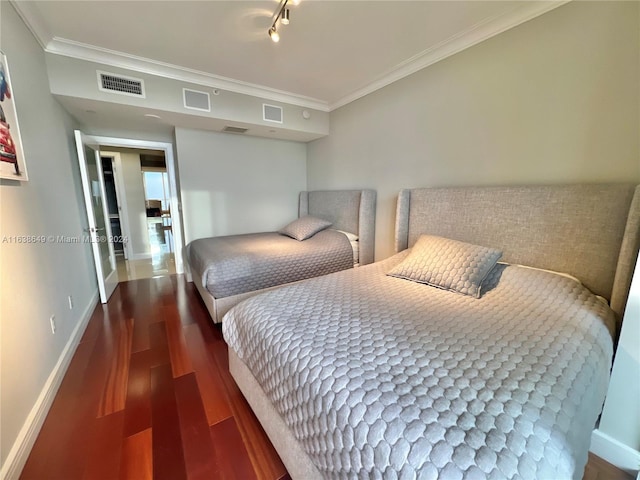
[20,275,633,480]
[21,275,288,480]
[584,453,635,480]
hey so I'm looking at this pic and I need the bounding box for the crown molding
[12,0,568,114]
[44,38,330,112]
[11,0,328,111]
[9,0,53,49]
[329,0,570,111]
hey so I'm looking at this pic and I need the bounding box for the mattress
[187,229,354,298]
[223,252,615,479]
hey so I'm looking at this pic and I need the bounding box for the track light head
[269,27,280,43]
[281,9,290,25]
[268,0,299,42]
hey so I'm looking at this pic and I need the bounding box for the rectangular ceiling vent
[97,71,145,98]
[183,88,211,112]
[263,104,283,124]
[222,126,248,134]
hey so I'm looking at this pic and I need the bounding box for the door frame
[83,136,185,274]
[101,152,130,260]
[74,131,119,302]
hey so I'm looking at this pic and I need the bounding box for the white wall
[46,54,329,142]
[0,2,97,475]
[307,1,640,261]
[105,151,151,259]
[591,256,640,473]
[175,128,307,244]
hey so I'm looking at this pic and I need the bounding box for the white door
[74,130,118,303]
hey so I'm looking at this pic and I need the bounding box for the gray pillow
[279,215,332,241]
[387,235,502,298]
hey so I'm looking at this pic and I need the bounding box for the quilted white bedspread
[223,252,615,479]
[187,230,353,298]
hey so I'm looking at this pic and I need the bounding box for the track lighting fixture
[269,26,280,43]
[268,0,298,42]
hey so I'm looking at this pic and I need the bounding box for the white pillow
[278,215,332,241]
[387,235,502,298]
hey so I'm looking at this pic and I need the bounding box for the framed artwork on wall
[0,51,28,181]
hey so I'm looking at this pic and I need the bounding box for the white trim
[45,37,329,112]
[94,147,119,301]
[0,291,99,480]
[97,70,146,99]
[74,131,109,303]
[329,1,570,111]
[8,0,52,50]
[591,429,640,475]
[109,152,135,261]
[163,145,184,274]
[106,153,130,260]
[12,0,567,113]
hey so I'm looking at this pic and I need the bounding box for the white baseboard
[0,290,99,480]
[591,429,640,475]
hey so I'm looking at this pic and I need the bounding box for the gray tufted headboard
[394,184,639,323]
[299,190,377,265]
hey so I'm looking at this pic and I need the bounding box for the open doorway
[141,154,175,276]
[80,135,184,284]
[100,147,178,281]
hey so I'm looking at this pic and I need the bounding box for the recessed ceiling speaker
[263,104,283,124]
[183,88,211,112]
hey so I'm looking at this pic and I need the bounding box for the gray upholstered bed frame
[300,189,377,265]
[190,189,376,323]
[394,184,639,324]
[228,183,639,479]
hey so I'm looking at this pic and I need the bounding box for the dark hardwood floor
[20,275,633,480]
[21,275,288,480]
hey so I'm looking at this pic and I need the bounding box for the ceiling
[16,1,567,111]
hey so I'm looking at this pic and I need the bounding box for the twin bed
[187,189,376,323]
[220,184,639,480]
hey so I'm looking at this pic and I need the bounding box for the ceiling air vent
[263,104,283,124]
[97,71,145,98]
[222,126,248,134]
[183,88,211,112]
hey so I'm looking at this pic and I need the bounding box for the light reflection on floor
[116,222,175,281]
[116,252,176,282]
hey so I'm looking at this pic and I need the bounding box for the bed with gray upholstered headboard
[394,184,639,326]
[187,189,376,323]
[223,183,639,480]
